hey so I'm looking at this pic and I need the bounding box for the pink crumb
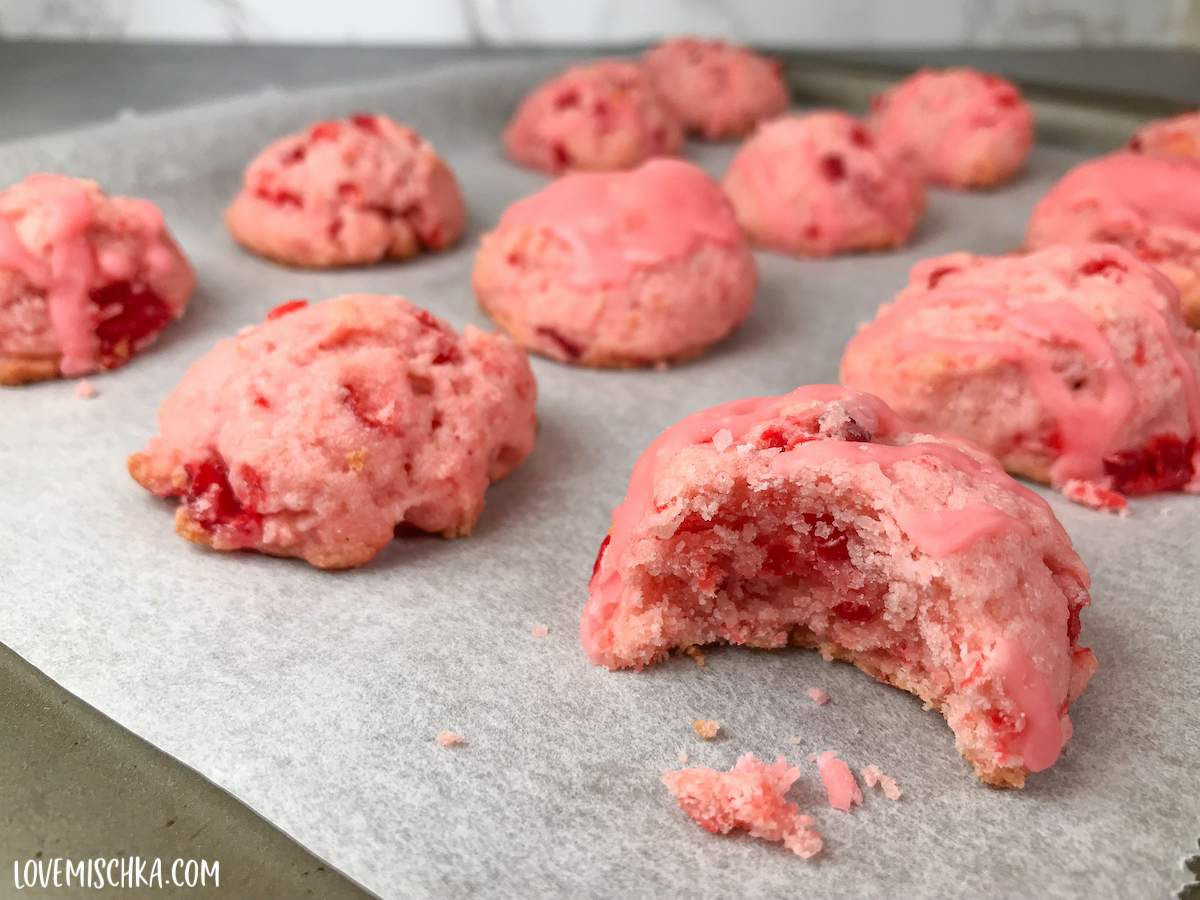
[788,735,804,745]
[436,730,465,747]
[1061,478,1128,515]
[807,687,830,706]
[677,750,689,765]
[531,623,549,638]
[692,719,721,740]
[662,753,824,858]
[816,751,863,811]
[75,380,97,399]
[860,764,903,800]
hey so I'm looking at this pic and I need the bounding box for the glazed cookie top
[1130,110,1200,160]
[493,158,743,287]
[234,113,465,251]
[1028,151,1200,236]
[722,111,924,255]
[0,174,193,376]
[843,243,1200,489]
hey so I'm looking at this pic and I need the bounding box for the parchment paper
[1,57,1197,899]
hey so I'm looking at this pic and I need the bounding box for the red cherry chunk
[1103,434,1196,495]
[92,280,173,366]
[266,299,309,321]
[183,457,263,539]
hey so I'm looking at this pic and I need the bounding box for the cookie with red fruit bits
[584,385,1095,787]
[226,114,466,268]
[128,295,537,569]
[0,174,194,385]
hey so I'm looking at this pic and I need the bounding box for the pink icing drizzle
[0,175,99,375]
[847,246,1200,485]
[990,637,1065,772]
[496,158,741,286]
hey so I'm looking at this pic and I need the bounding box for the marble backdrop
[0,0,1192,46]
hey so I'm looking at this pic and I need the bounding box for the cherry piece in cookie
[1128,110,1200,162]
[128,294,537,569]
[0,174,195,385]
[503,60,683,174]
[841,243,1200,504]
[722,111,925,257]
[474,159,756,367]
[869,67,1033,189]
[584,385,1096,787]
[225,114,466,268]
[1026,151,1200,328]
[643,37,789,140]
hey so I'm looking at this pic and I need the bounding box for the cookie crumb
[816,751,862,811]
[345,448,368,472]
[531,623,549,638]
[75,380,97,399]
[692,719,721,740]
[788,735,804,745]
[684,644,706,667]
[712,428,733,452]
[860,764,903,800]
[436,730,465,747]
[677,750,689,765]
[662,753,823,859]
[806,687,830,706]
[1061,478,1128,515]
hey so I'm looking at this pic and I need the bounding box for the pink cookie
[503,60,683,174]
[1025,151,1200,328]
[841,243,1200,503]
[128,295,536,569]
[583,385,1095,787]
[1129,110,1200,160]
[643,37,789,140]
[0,174,194,385]
[473,159,756,367]
[722,112,924,257]
[869,67,1033,189]
[663,753,823,858]
[226,114,466,269]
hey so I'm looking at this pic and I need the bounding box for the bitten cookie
[1129,110,1200,160]
[722,112,924,257]
[643,37,789,139]
[0,174,194,385]
[583,385,1095,787]
[869,67,1033,189]
[1026,151,1200,328]
[128,295,537,569]
[840,244,1200,509]
[226,114,466,268]
[473,158,756,367]
[503,60,683,174]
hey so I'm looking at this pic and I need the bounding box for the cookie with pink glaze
[869,67,1033,189]
[226,114,466,269]
[584,385,1095,787]
[722,112,924,257]
[1129,110,1200,160]
[841,244,1200,504]
[128,295,536,569]
[473,159,756,367]
[1026,152,1200,328]
[643,37,789,140]
[503,60,683,174]
[0,174,194,385]
[663,754,823,858]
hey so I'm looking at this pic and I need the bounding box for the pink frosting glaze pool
[582,385,1093,786]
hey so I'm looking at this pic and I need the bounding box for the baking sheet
[1,57,1197,899]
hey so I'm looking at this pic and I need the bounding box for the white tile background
[0,0,1196,46]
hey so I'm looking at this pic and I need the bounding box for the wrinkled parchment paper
[1,58,1197,899]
